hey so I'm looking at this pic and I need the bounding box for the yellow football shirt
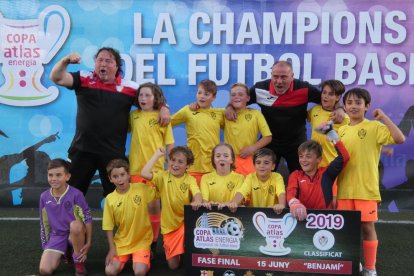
[337,119,395,201]
[152,170,201,234]
[171,106,224,173]
[200,171,245,202]
[129,110,174,175]
[102,184,156,255]
[308,105,350,167]
[224,108,272,155]
[237,172,285,207]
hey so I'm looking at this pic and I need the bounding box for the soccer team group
[38,47,405,276]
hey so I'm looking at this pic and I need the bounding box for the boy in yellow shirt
[307,80,349,167]
[141,147,203,270]
[224,83,272,175]
[337,88,405,276]
[103,159,156,276]
[222,148,286,214]
[171,80,224,184]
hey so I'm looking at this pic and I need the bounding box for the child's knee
[39,265,54,276]
[70,220,85,235]
[105,265,118,276]
[133,267,148,276]
[167,256,180,270]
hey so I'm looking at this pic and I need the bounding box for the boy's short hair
[321,80,345,96]
[298,140,323,158]
[48,158,71,173]
[230,83,250,96]
[106,159,129,176]
[199,79,217,96]
[135,82,165,110]
[343,88,371,106]
[211,143,236,170]
[253,148,277,164]
[169,146,195,166]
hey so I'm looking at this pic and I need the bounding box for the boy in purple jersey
[39,159,92,276]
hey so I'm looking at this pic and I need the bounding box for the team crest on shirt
[210,112,217,120]
[358,128,367,139]
[227,181,235,191]
[267,185,275,196]
[245,114,252,122]
[133,195,142,205]
[180,182,189,193]
[149,118,158,127]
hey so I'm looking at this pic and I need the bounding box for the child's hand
[224,202,239,213]
[289,198,307,221]
[155,148,166,157]
[191,201,203,211]
[272,203,285,215]
[239,146,255,158]
[158,105,171,126]
[315,120,339,143]
[189,102,200,111]
[225,105,237,121]
[105,248,117,266]
[331,107,345,124]
[372,108,387,121]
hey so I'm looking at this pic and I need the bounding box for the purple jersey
[39,185,92,249]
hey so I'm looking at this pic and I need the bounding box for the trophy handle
[253,212,267,237]
[282,213,297,238]
[39,5,70,64]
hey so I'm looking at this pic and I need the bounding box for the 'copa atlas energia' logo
[0,5,70,106]
[194,212,244,250]
[253,212,297,256]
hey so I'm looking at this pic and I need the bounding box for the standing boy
[141,147,203,270]
[39,159,92,276]
[307,80,349,167]
[171,80,224,184]
[337,88,405,276]
[224,83,272,175]
[103,159,156,276]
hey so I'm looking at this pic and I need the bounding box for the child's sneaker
[363,268,377,276]
[74,262,87,276]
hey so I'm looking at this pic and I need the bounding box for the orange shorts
[234,156,255,176]
[163,224,185,260]
[113,249,151,272]
[130,175,154,186]
[189,172,207,186]
[336,199,378,222]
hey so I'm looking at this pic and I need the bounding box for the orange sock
[363,240,378,270]
[149,213,161,242]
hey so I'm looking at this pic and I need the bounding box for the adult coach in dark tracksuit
[50,47,169,197]
[227,61,344,173]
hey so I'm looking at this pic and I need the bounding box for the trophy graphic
[253,212,297,256]
[0,5,70,106]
